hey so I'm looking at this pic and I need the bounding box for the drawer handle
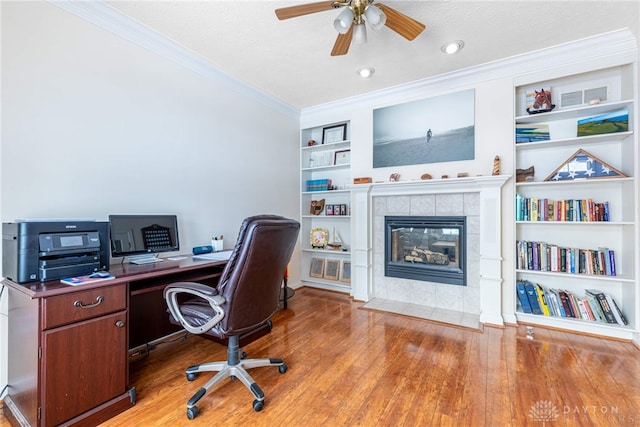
[74,295,104,309]
[115,320,125,328]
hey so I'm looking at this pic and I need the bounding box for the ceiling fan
[275,0,426,56]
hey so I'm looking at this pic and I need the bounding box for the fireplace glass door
[385,216,466,286]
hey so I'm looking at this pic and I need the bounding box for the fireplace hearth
[385,215,467,286]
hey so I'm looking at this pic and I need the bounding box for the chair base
[183,335,287,418]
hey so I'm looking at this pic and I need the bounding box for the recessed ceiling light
[357,67,375,78]
[441,40,464,54]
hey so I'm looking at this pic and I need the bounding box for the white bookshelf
[513,64,638,340]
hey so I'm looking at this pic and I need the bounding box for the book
[535,283,551,316]
[606,294,628,326]
[516,282,533,313]
[585,290,617,324]
[525,282,543,315]
[549,289,566,317]
[61,273,116,286]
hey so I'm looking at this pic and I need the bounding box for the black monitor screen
[109,214,179,258]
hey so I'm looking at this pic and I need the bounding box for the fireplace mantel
[350,175,510,327]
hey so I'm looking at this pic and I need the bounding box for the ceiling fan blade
[376,3,426,41]
[331,25,353,56]
[275,1,336,20]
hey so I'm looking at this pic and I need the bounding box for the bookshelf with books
[513,64,638,339]
[300,121,352,292]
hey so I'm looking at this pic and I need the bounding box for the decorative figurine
[492,155,501,175]
[389,173,400,182]
[307,139,316,146]
[526,88,555,114]
[420,173,432,180]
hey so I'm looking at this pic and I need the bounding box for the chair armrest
[164,282,226,334]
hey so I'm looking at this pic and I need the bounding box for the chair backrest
[215,215,299,336]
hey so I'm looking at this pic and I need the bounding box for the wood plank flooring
[2,287,639,426]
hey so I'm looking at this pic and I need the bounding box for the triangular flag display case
[544,148,628,181]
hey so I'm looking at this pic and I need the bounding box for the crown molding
[302,28,638,122]
[50,0,300,121]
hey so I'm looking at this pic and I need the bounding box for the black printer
[3,220,110,283]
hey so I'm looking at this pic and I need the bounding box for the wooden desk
[2,257,226,427]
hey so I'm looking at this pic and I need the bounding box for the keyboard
[192,250,233,261]
[130,256,163,265]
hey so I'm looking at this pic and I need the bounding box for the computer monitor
[109,214,180,264]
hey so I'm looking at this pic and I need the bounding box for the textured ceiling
[105,1,640,110]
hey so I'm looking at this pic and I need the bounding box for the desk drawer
[42,283,127,329]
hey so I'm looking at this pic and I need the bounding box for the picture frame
[341,261,351,283]
[373,89,475,168]
[324,259,340,281]
[322,123,347,144]
[310,258,325,278]
[334,149,351,166]
[310,228,328,248]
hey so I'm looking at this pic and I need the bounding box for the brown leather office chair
[164,215,299,419]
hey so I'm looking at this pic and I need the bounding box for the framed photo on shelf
[322,123,347,144]
[324,259,340,281]
[341,261,351,283]
[310,228,328,248]
[310,258,325,278]
[334,149,351,165]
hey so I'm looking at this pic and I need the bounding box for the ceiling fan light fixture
[357,67,375,78]
[364,5,386,30]
[441,40,464,54]
[353,22,367,44]
[334,7,354,34]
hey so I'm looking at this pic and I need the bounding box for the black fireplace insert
[385,215,467,286]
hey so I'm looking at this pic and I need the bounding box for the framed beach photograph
[373,89,475,168]
[341,261,351,283]
[310,258,325,278]
[322,123,347,144]
[324,259,340,281]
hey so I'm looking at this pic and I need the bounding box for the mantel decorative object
[492,155,501,175]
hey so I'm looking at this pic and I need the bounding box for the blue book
[525,282,543,315]
[516,282,533,313]
[549,289,566,317]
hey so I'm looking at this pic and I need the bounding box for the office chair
[164,215,299,419]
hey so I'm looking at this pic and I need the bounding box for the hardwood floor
[2,287,640,426]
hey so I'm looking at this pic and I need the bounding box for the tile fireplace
[350,176,509,327]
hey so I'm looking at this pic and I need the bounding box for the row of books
[516,281,628,326]
[515,194,610,222]
[516,240,616,276]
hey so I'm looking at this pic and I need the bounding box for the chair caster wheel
[186,406,199,420]
[240,351,247,359]
[253,400,264,412]
[186,372,198,381]
[279,364,288,374]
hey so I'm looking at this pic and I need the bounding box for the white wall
[0,1,300,396]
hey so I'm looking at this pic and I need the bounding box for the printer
[3,220,110,283]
